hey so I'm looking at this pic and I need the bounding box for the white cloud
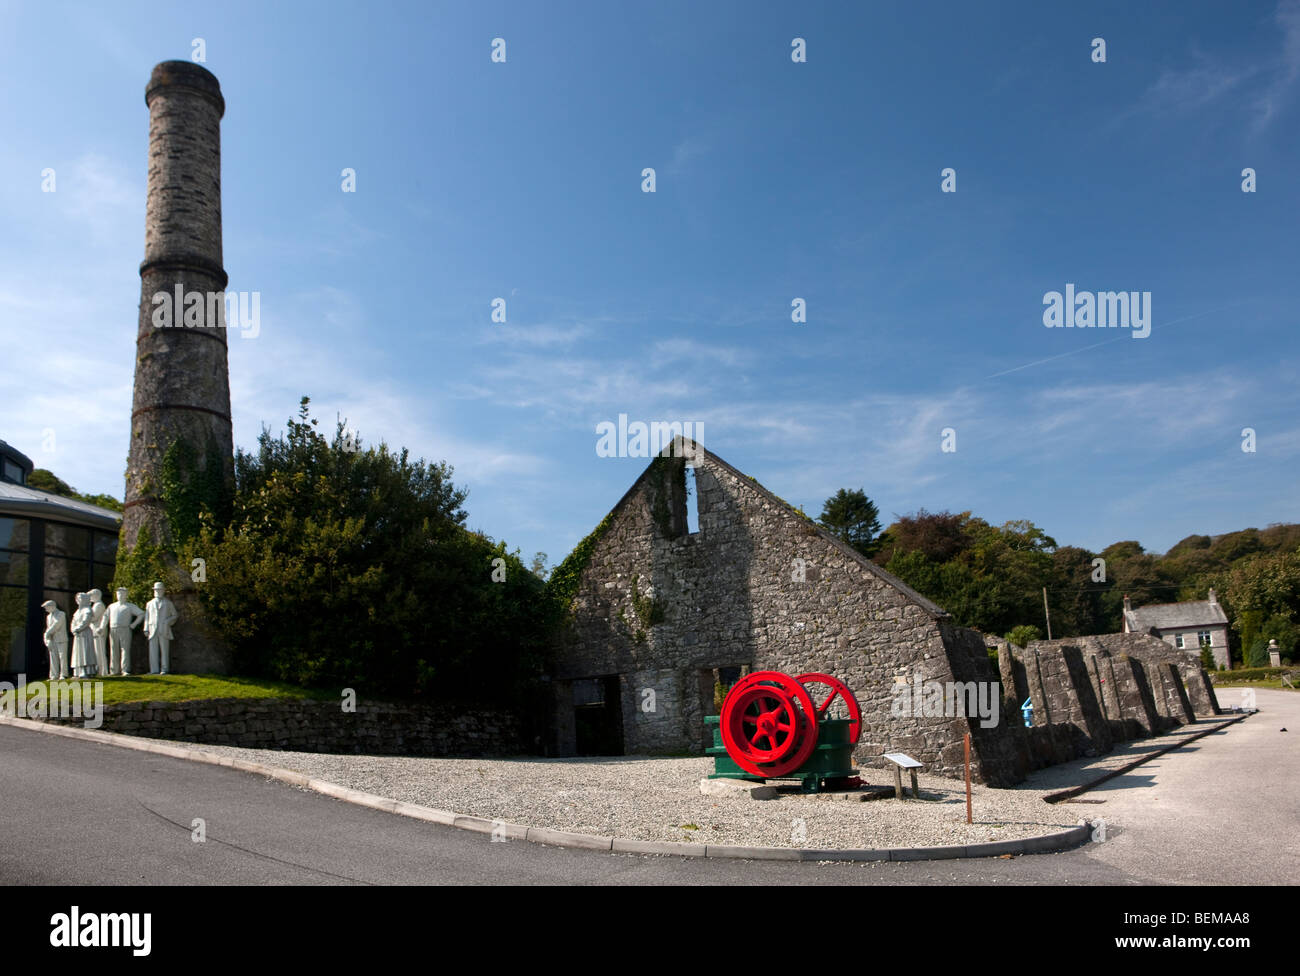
[54,153,140,245]
[1126,2,1300,131]
[665,136,708,177]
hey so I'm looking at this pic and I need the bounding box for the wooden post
[1042,587,1053,641]
[964,732,972,824]
[893,764,904,800]
[909,768,920,799]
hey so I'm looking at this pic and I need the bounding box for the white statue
[42,599,69,680]
[145,581,178,675]
[89,588,109,676]
[69,592,97,678]
[107,587,145,676]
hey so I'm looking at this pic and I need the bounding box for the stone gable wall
[555,448,1019,784]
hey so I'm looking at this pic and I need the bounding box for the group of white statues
[41,582,178,680]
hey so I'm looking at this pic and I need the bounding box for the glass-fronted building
[0,440,121,680]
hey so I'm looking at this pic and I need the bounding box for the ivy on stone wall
[112,524,182,607]
[630,574,666,628]
[160,433,231,545]
[648,455,678,538]
[547,511,614,612]
[115,432,231,608]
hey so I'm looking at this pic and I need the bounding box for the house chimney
[1208,587,1218,605]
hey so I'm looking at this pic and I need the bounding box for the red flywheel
[720,671,819,778]
[795,672,862,744]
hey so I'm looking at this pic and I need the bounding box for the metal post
[964,733,972,824]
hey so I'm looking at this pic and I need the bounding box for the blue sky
[2,0,1297,568]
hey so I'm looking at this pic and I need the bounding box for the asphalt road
[1,690,1294,885]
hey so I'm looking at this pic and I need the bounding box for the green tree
[878,514,1057,636]
[185,398,552,703]
[874,509,973,566]
[27,468,123,512]
[1097,541,1177,630]
[1005,625,1042,648]
[1048,545,1109,637]
[818,488,883,557]
[1225,547,1300,659]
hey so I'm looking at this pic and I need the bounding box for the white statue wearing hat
[42,599,69,680]
[145,581,178,675]
[88,588,109,676]
[69,592,97,678]
[107,586,146,675]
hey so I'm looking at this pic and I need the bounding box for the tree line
[817,488,1299,666]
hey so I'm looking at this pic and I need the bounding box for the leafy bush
[1245,639,1273,668]
[183,399,552,703]
[1004,625,1042,648]
[713,679,730,711]
[1209,667,1291,682]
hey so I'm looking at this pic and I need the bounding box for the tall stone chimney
[121,61,234,673]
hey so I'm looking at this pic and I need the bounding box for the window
[43,524,90,560]
[1198,630,1212,647]
[93,531,118,562]
[1174,634,1185,649]
[44,556,89,592]
[0,518,31,551]
[0,550,29,586]
[0,586,26,671]
[685,466,699,534]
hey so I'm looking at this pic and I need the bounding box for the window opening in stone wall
[685,465,699,534]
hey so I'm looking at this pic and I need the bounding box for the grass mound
[13,673,333,706]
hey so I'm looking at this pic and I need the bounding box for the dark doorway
[573,675,624,756]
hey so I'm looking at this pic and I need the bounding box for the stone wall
[1029,633,1219,716]
[46,697,524,756]
[554,442,1022,785]
[1152,662,1197,725]
[1102,655,1163,735]
[1017,644,1113,756]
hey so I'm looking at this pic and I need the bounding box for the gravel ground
[176,743,1094,849]
[138,717,1240,849]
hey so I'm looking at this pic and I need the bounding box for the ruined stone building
[993,632,1220,770]
[551,440,1220,787]
[551,440,1026,784]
